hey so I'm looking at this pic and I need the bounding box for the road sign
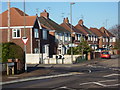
[22,37,28,45]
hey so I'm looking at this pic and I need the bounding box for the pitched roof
[89,27,107,37]
[60,18,84,34]
[38,16,70,33]
[60,22,84,34]
[75,23,95,36]
[99,27,115,37]
[0,7,36,27]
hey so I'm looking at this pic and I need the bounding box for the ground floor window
[34,48,39,53]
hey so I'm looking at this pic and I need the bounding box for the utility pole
[36,39,40,64]
[105,19,108,29]
[81,14,84,20]
[36,8,39,16]
[8,0,10,42]
[70,2,75,63]
[23,0,27,72]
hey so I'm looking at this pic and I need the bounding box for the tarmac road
[2,55,120,90]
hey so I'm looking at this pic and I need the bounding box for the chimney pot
[40,9,49,19]
[78,19,83,26]
[63,17,69,24]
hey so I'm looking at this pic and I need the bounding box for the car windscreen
[102,52,109,54]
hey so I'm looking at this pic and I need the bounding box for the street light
[23,0,27,72]
[70,2,75,63]
[36,39,40,64]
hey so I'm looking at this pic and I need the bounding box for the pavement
[1,58,98,82]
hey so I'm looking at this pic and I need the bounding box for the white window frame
[103,38,105,42]
[106,38,108,42]
[55,32,58,42]
[12,28,21,39]
[59,33,63,41]
[43,29,47,40]
[112,37,116,42]
[77,34,81,41]
[34,48,39,53]
[34,28,39,38]
[110,37,112,42]
[68,34,71,41]
[95,36,98,41]
[88,35,91,41]
[65,33,68,41]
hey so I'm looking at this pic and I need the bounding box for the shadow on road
[27,64,46,72]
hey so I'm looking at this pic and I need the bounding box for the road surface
[2,55,120,90]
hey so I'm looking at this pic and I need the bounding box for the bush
[1,42,24,63]
[75,56,87,63]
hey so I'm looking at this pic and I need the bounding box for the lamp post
[23,0,27,72]
[70,2,75,63]
[36,39,40,64]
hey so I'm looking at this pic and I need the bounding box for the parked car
[95,48,108,52]
[101,51,111,59]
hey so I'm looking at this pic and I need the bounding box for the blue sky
[1,2,118,30]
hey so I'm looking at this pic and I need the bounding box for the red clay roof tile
[0,7,36,27]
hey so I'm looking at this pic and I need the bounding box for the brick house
[0,7,51,57]
[60,17,84,46]
[75,19,98,50]
[99,27,116,48]
[89,27,108,48]
[38,10,71,56]
[0,7,38,54]
[89,27,116,49]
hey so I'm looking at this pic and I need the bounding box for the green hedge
[0,42,24,63]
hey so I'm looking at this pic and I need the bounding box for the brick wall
[0,28,32,53]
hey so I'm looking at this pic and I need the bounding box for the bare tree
[109,25,120,39]
[109,25,120,50]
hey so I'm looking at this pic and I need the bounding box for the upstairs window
[95,36,98,41]
[34,28,39,38]
[88,35,91,41]
[68,34,71,41]
[103,38,105,42]
[55,32,58,42]
[112,37,116,42]
[65,33,68,41]
[12,29,21,38]
[59,33,63,41]
[43,29,47,40]
[106,38,108,42]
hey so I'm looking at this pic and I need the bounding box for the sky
[1,1,118,30]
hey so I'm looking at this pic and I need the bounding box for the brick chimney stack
[78,19,83,26]
[63,17,69,24]
[40,9,49,19]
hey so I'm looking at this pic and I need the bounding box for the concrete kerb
[1,72,84,85]
[27,60,97,68]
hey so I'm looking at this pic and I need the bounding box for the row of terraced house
[0,7,116,64]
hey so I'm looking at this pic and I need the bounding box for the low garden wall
[26,54,82,64]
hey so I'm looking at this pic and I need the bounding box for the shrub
[1,42,24,63]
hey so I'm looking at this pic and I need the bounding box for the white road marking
[98,79,118,83]
[1,72,84,85]
[103,74,120,77]
[53,86,76,90]
[105,84,120,87]
[93,82,105,87]
[79,79,119,87]
[59,86,67,88]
